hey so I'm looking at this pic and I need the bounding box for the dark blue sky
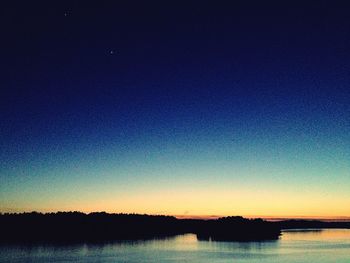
[1,1,349,216]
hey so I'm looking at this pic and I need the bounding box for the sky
[1,1,349,218]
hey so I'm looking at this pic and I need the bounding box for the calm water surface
[1,229,349,262]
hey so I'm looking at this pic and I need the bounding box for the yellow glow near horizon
[3,187,349,218]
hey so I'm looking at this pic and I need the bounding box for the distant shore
[0,212,349,244]
[175,215,350,222]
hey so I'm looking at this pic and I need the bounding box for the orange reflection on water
[282,229,350,241]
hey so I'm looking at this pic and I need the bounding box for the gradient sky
[1,1,349,217]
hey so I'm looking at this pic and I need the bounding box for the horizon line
[1,209,349,222]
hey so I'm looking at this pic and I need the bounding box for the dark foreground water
[1,229,349,262]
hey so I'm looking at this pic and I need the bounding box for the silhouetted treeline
[194,216,281,241]
[0,212,182,243]
[0,212,280,243]
[1,212,348,244]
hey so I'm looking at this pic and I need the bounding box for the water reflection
[282,228,350,241]
[1,230,350,263]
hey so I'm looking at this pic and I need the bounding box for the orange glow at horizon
[3,187,349,219]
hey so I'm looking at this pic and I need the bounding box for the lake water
[1,229,349,262]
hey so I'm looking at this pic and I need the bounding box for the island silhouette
[0,212,349,243]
